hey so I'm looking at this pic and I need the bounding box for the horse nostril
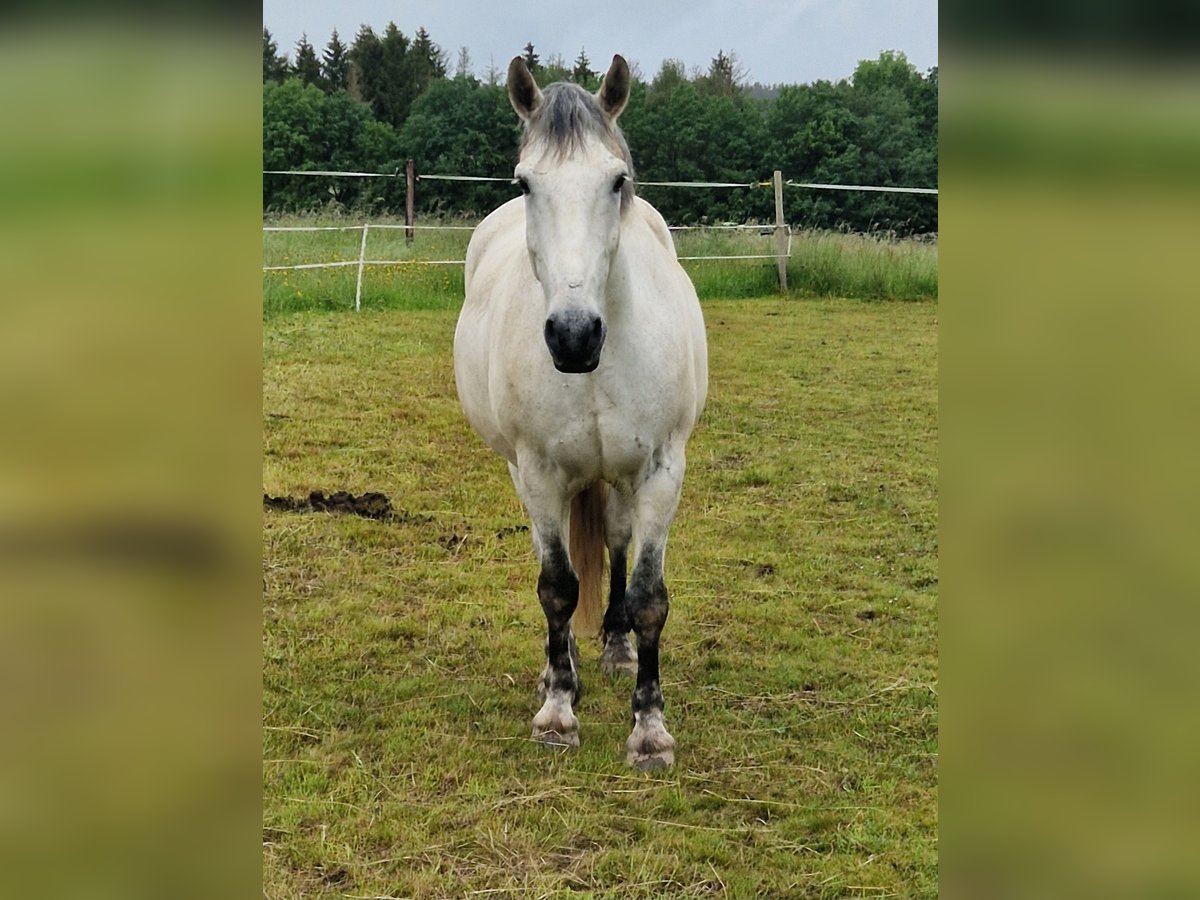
[591,317,603,337]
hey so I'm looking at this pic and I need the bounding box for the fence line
[263,220,795,308]
[263,166,935,308]
[264,168,938,195]
[368,223,478,231]
[786,180,939,195]
[261,226,793,268]
[264,223,479,233]
[668,224,767,231]
[263,225,368,233]
[264,170,401,178]
[417,174,509,183]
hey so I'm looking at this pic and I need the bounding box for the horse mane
[519,82,636,211]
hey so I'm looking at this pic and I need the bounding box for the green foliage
[293,34,321,89]
[261,29,939,234]
[345,23,448,131]
[373,24,414,128]
[320,30,349,93]
[570,48,596,88]
[697,49,746,98]
[262,28,289,84]
[412,27,448,82]
[262,80,401,211]
[521,42,539,74]
[768,53,938,232]
[397,78,521,216]
[623,78,774,224]
[534,52,572,88]
[347,24,381,105]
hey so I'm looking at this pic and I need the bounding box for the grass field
[262,214,937,316]
[263,293,937,898]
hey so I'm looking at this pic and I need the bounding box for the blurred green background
[0,16,262,900]
[940,16,1200,900]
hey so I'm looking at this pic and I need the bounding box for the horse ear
[598,54,630,120]
[507,56,542,122]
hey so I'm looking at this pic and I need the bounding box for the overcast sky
[263,0,937,87]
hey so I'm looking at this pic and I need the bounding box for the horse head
[507,54,632,374]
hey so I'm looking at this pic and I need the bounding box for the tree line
[263,26,938,233]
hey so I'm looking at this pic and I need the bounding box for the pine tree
[699,49,747,97]
[455,46,472,80]
[262,28,290,83]
[376,22,412,127]
[484,56,501,86]
[294,33,322,88]
[321,30,349,93]
[570,48,595,85]
[522,42,540,74]
[350,26,384,111]
[412,27,447,79]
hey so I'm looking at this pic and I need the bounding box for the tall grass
[788,230,938,301]
[262,213,937,315]
[263,214,469,316]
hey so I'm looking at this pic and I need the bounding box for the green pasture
[263,295,938,898]
[262,214,937,316]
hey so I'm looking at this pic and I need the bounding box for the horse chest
[516,377,673,482]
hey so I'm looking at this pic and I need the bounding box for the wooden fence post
[773,170,788,293]
[405,159,416,246]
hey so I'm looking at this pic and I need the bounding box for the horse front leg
[513,463,583,748]
[531,536,583,747]
[624,455,685,770]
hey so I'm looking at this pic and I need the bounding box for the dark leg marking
[624,543,675,768]
[628,544,668,716]
[540,629,581,700]
[601,545,638,676]
[603,545,630,635]
[532,538,583,747]
[537,539,581,705]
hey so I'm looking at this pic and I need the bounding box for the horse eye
[515,177,530,195]
[612,174,627,194]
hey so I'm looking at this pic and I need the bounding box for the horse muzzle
[544,311,606,374]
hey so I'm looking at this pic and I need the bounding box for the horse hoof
[533,694,579,748]
[533,728,580,749]
[627,749,674,770]
[600,635,638,677]
[625,714,675,769]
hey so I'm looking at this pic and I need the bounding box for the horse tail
[569,481,608,639]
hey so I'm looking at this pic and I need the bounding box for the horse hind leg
[600,548,638,677]
[600,488,637,677]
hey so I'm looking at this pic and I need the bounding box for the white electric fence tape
[264,171,930,307]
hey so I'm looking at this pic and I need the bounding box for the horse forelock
[520,83,636,211]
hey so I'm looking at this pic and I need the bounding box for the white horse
[453,55,707,770]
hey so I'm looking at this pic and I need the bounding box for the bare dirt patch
[262,490,396,520]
